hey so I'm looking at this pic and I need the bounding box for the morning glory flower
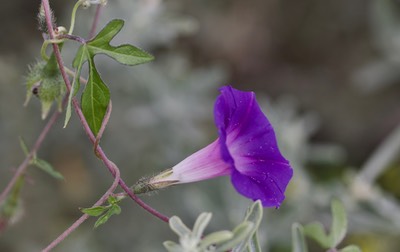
[134,86,293,207]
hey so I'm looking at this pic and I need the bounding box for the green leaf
[169,216,191,237]
[33,158,64,180]
[81,56,110,135]
[94,212,111,228]
[69,19,153,133]
[304,198,348,249]
[86,19,154,66]
[340,245,362,252]
[80,206,109,217]
[108,204,121,215]
[93,204,121,228]
[291,223,308,252]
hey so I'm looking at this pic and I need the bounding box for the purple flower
[137,86,293,207]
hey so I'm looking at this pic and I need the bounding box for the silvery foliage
[164,201,263,252]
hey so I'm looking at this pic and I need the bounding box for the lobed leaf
[86,19,154,66]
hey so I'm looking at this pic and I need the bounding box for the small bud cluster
[25,61,66,119]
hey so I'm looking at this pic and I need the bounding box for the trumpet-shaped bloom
[145,86,293,207]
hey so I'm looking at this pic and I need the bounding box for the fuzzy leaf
[163,241,182,252]
[80,206,109,217]
[246,230,262,252]
[232,200,263,252]
[199,231,234,249]
[192,212,212,240]
[33,158,63,180]
[86,19,154,66]
[81,56,110,136]
[304,199,347,249]
[329,198,348,248]
[169,216,191,237]
[292,223,308,252]
[216,221,254,252]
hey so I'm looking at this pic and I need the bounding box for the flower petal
[215,86,293,207]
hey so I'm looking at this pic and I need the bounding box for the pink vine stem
[40,0,169,225]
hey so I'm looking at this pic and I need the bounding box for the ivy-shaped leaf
[83,19,154,66]
[67,19,154,133]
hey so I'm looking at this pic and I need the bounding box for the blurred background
[1,0,400,251]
